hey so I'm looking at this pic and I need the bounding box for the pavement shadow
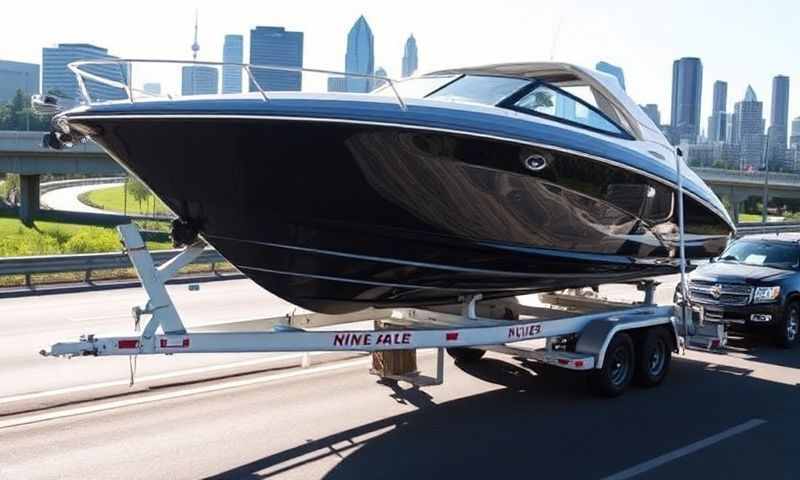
[206,356,800,480]
[726,333,800,369]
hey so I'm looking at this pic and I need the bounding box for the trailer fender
[575,309,674,369]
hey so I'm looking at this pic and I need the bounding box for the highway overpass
[693,167,800,221]
[2,130,800,224]
[0,130,124,224]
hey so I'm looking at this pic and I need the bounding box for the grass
[738,213,764,223]
[0,215,218,287]
[80,184,170,216]
[0,216,172,257]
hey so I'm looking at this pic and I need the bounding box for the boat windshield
[372,73,631,138]
[372,75,459,99]
[373,75,530,106]
[427,75,530,105]
[511,83,626,136]
[717,241,800,269]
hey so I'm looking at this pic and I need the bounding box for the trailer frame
[42,224,685,396]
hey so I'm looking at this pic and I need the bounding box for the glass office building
[0,60,39,103]
[222,34,244,94]
[249,26,304,92]
[42,43,127,101]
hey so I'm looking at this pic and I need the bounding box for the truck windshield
[718,241,799,269]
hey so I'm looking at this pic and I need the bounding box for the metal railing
[735,222,800,236]
[0,248,227,287]
[67,59,408,111]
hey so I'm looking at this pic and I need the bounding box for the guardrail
[735,222,800,236]
[0,248,227,286]
[39,176,126,196]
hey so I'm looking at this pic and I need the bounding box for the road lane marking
[602,418,767,480]
[0,357,370,430]
[0,352,352,405]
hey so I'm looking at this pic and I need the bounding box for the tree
[126,178,152,212]
[0,89,53,131]
[3,173,19,200]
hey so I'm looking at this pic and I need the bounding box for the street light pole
[762,133,770,223]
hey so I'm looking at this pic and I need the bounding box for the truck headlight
[753,286,781,303]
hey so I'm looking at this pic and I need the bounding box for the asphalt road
[40,181,123,214]
[1,276,798,479]
[0,279,327,405]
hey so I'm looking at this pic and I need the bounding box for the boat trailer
[42,224,712,397]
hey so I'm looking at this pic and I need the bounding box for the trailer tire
[589,332,634,397]
[447,347,485,363]
[633,327,672,387]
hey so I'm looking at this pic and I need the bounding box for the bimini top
[427,62,664,145]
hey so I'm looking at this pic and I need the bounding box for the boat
[41,60,735,313]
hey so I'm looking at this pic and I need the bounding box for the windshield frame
[371,74,635,140]
[498,80,635,140]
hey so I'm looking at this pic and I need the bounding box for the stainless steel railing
[67,59,408,110]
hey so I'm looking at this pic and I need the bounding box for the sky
[4,0,799,130]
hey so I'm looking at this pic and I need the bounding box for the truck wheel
[589,332,634,397]
[447,347,485,363]
[634,327,672,387]
[775,301,799,349]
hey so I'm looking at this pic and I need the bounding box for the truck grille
[688,281,753,306]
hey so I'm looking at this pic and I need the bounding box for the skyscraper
[222,34,243,94]
[402,34,418,78]
[373,67,388,89]
[732,86,765,169]
[595,61,625,90]
[42,43,127,101]
[344,16,374,93]
[182,14,219,96]
[791,116,800,149]
[670,57,703,144]
[768,75,790,149]
[706,80,727,142]
[249,26,304,91]
[0,60,39,103]
[181,67,218,95]
[640,104,661,126]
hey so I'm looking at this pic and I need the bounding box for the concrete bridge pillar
[19,174,40,226]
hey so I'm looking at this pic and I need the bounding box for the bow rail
[66,58,408,110]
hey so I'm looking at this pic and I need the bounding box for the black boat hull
[68,116,730,313]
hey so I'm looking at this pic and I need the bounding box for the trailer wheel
[589,332,634,397]
[634,327,672,387]
[447,347,485,363]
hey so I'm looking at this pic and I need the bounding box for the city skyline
[2,0,796,127]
